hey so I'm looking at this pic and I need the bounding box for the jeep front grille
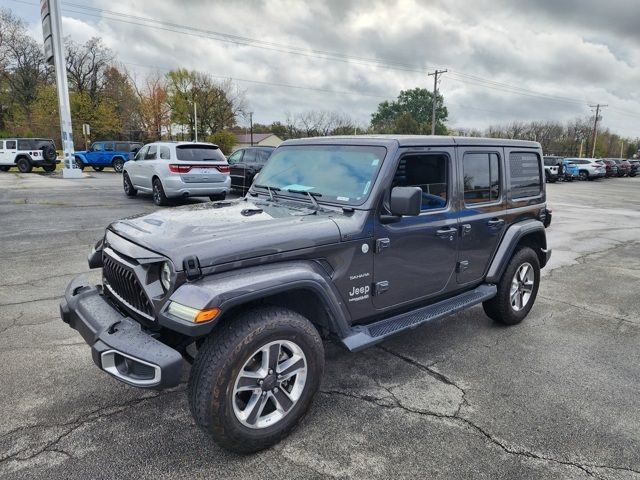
[103,254,154,320]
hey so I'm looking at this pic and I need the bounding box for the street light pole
[193,101,198,142]
[249,112,254,146]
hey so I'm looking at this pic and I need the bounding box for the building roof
[235,133,275,144]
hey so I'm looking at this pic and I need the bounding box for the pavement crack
[0,295,62,307]
[0,271,88,288]
[0,386,186,466]
[538,295,639,326]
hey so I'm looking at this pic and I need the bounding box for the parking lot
[0,171,639,479]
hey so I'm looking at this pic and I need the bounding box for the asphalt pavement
[0,171,639,479]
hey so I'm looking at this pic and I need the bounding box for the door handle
[487,218,505,228]
[436,227,457,239]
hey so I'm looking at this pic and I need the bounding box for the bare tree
[65,37,114,102]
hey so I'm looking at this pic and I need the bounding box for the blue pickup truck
[74,141,143,173]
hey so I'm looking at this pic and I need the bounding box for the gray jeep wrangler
[60,135,551,453]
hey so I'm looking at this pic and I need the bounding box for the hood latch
[183,255,202,280]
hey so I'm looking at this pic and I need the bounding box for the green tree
[209,129,236,155]
[370,87,448,135]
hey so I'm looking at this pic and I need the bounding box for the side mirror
[382,187,422,223]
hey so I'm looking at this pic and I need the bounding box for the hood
[108,198,344,270]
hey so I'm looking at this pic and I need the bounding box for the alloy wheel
[510,262,534,311]
[232,340,307,429]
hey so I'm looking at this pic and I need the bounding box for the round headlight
[160,261,172,291]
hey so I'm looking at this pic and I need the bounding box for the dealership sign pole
[41,0,82,178]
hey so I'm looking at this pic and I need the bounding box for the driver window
[92,143,104,152]
[134,146,148,161]
[227,150,243,165]
[393,154,448,211]
[145,145,157,160]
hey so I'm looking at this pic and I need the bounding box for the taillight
[216,165,230,173]
[169,164,192,173]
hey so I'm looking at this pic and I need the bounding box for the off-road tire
[42,164,56,172]
[123,172,137,197]
[75,157,85,170]
[188,306,324,454]
[152,178,169,206]
[16,157,32,173]
[483,247,540,325]
[92,166,104,172]
[112,158,125,173]
[0,166,11,172]
[209,193,227,201]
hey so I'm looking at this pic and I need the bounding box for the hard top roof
[281,134,540,149]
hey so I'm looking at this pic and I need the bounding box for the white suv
[0,138,59,173]
[564,158,606,180]
[122,141,231,206]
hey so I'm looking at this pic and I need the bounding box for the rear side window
[510,152,542,199]
[176,145,224,162]
[243,149,257,163]
[463,153,500,204]
[104,143,114,151]
[159,146,171,159]
[257,149,272,162]
[18,139,34,149]
[6,140,16,149]
[116,143,129,151]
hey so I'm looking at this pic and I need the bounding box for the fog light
[167,301,220,323]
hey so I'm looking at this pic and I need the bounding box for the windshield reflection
[255,145,386,205]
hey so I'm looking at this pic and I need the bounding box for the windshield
[255,145,387,205]
[176,144,225,162]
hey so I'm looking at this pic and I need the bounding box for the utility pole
[620,141,624,159]
[40,0,81,177]
[249,112,254,146]
[589,104,607,158]
[579,139,584,158]
[428,69,447,135]
[193,101,198,142]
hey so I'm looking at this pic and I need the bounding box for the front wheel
[188,306,324,453]
[112,158,125,173]
[578,170,588,181]
[75,157,85,170]
[483,247,540,325]
[16,158,32,173]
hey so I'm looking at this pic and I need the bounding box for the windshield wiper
[254,184,281,201]
[286,189,322,209]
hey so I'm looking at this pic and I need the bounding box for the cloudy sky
[9,0,640,137]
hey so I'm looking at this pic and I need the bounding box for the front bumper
[59,275,183,389]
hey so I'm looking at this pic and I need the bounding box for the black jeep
[60,135,551,453]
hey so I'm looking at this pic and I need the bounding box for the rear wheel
[0,166,11,172]
[123,172,137,197]
[152,178,169,206]
[188,306,324,453]
[578,170,588,181]
[16,157,32,173]
[483,247,540,325]
[112,158,125,173]
[209,193,227,201]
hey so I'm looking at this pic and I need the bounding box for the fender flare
[485,219,548,283]
[158,261,351,337]
[74,152,88,163]
[111,156,125,164]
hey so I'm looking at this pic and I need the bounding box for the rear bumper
[163,176,231,198]
[31,158,60,166]
[59,275,183,389]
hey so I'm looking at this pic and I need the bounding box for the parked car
[609,158,632,177]
[543,156,564,182]
[562,159,579,181]
[227,146,275,192]
[0,138,59,172]
[628,160,639,177]
[122,141,230,206]
[61,135,551,453]
[75,141,143,173]
[565,158,606,180]
[599,159,619,178]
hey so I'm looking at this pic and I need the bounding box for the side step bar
[341,284,497,352]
